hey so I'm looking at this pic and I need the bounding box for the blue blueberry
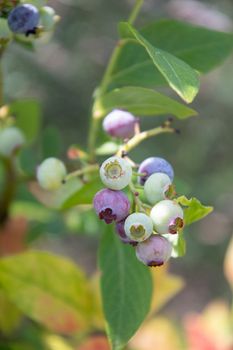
[8,4,39,34]
[138,157,174,185]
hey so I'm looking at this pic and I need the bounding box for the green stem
[117,126,175,156]
[65,164,99,181]
[87,0,144,161]
[0,55,3,107]
[128,0,144,25]
[0,158,17,225]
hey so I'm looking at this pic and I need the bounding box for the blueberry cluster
[93,109,185,267]
[1,2,57,41]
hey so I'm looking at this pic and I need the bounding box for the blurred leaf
[41,126,62,159]
[29,177,83,209]
[0,289,22,335]
[0,217,28,256]
[113,20,233,89]
[129,317,183,350]
[176,195,213,225]
[99,227,152,350]
[118,23,200,103]
[96,142,120,156]
[19,147,38,176]
[11,201,53,222]
[78,336,110,350]
[61,177,102,210]
[224,237,233,290]
[149,265,185,315]
[93,87,197,119]
[43,334,74,350]
[9,100,41,142]
[0,251,95,334]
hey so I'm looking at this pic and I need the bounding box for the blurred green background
[3,0,233,319]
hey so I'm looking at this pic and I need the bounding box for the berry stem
[117,125,175,156]
[0,157,17,225]
[129,181,146,213]
[128,0,144,25]
[87,0,143,161]
[65,164,99,181]
[0,54,4,107]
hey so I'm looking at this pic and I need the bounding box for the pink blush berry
[93,188,130,224]
[115,220,138,245]
[136,235,172,267]
[103,109,138,139]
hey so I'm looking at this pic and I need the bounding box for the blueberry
[115,220,137,245]
[40,6,56,31]
[144,172,172,205]
[8,4,39,34]
[136,235,172,267]
[103,109,138,139]
[150,199,184,235]
[138,157,174,185]
[93,188,130,224]
[100,156,132,190]
[0,126,25,157]
[124,212,153,242]
[37,157,67,191]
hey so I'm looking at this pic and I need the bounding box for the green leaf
[176,195,213,225]
[119,23,199,103]
[61,176,102,210]
[113,20,233,90]
[165,232,186,258]
[19,147,38,176]
[93,87,197,119]
[9,100,41,143]
[41,126,62,159]
[0,289,21,335]
[99,227,153,350]
[0,251,95,334]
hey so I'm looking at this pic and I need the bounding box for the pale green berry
[124,212,153,242]
[40,6,56,31]
[37,157,67,191]
[0,127,25,157]
[150,199,184,235]
[144,172,172,205]
[100,156,132,190]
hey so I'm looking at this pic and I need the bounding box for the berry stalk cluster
[93,109,185,267]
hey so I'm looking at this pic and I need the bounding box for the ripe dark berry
[138,157,174,185]
[93,188,130,224]
[8,4,39,34]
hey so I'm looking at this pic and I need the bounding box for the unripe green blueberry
[100,156,132,190]
[144,172,172,205]
[150,199,184,235]
[40,6,56,31]
[124,212,153,242]
[0,127,25,157]
[136,235,172,267]
[37,157,67,191]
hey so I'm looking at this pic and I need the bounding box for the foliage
[0,0,233,349]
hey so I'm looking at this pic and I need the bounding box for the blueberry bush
[0,0,233,349]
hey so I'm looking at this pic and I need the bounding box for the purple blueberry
[93,188,130,224]
[136,235,172,267]
[138,157,174,185]
[8,4,39,34]
[115,220,137,246]
[103,109,138,139]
